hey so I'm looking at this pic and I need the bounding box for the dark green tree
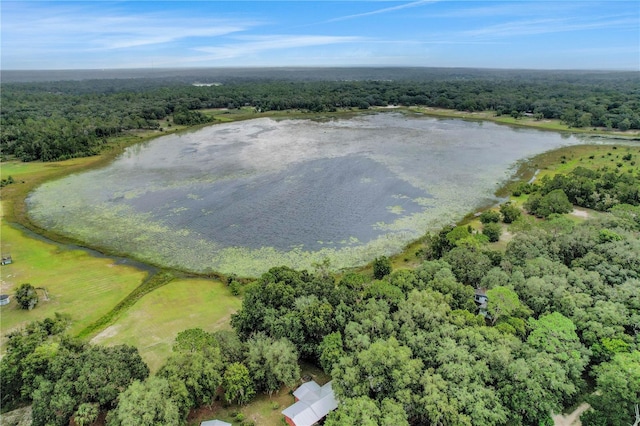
[525,189,573,218]
[222,362,255,405]
[500,202,522,223]
[332,337,423,402]
[31,344,149,426]
[482,222,502,242]
[157,347,223,410]
[372,256,392,279]
[319,332,345,374]
[324,396,409,426]
[246,334,300,394]
[172,328,218,353]
[582,351,640,426]
[479,210,501,224]
[15,283,38,310]
[107,377,183,426]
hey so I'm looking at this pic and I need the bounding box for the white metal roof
[200,420,232,426]
[293,380,321,401]
[282,381,338,426]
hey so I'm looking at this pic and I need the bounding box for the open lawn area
[0,216,149,348]
[90,278,241,372]
[532,144,640,179]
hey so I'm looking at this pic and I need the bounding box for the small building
[200,420,232,426]
[293,380,321,402]
[0,294,10,306]
[474,288,488,308]
[474,288,489,317]
[282,381,338,426]
[1,255,12,265]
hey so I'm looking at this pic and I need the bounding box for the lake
[27,112,600,276]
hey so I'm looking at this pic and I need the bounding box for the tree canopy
[3,69,638,161]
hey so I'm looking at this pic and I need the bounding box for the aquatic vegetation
[28,113,604,276]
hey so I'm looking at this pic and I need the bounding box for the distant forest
[1,68,639,161]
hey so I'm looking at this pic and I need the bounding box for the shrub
[479,210,501,224]
[500,202,522,224]
[15,283,38,310]
[229,281,241,296]
[482,223,502,243]
[373,256,392,279]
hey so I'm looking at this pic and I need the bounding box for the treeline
[3,201,639,425]
[0,316,300,425]
[2,70,639,161]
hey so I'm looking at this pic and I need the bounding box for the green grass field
[90,278,241,372]
[532,144,639,179]
[0,218,149,348]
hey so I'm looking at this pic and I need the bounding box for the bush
[514,182,538,195]
[373,256,392,279]
[482,223,502,243]
[229,281,241,296]
[525,189,573,218]
[15,283,38,310]
[479,210,501,224]
[500,202,522,224]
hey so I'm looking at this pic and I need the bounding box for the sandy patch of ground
[90,324,120,344]
[553,403,590,426]
[500,229,515,244]
[571,209,589,218]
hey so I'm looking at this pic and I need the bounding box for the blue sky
[2,1,638,70]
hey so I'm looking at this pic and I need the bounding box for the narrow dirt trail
[553,403,590,426]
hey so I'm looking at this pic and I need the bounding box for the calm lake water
[28,112,602,276]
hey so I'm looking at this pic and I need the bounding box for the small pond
[27,112,602,276]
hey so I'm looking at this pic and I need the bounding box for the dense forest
[2,164,639,425]
[1,68,639,161]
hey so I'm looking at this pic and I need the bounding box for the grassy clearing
[76,271,174,339]
[90,278,241,372]
[531,144,639,179]
[0,220,148,348]
[1,159,152,351]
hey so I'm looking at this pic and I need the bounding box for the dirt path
[553,403,590,426]
[570,208,590,219]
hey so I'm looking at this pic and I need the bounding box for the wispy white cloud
[193,34,365,60]
[1,3,259,52]
[327,0,439,22]
[463,15,639,39]
[427,1,582,19]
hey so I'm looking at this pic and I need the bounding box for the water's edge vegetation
[2,98,639,426]
[3,106,637,280]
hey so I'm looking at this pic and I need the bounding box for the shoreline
[2,108,638,280]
